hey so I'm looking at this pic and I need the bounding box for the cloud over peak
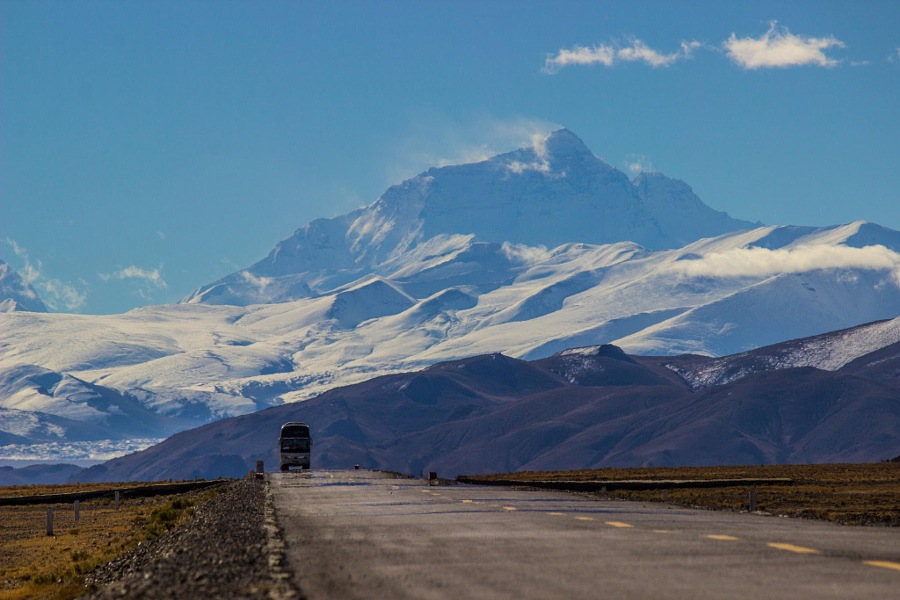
[723,21,845,70]
[543,39,700,74]
[100,265,167,288]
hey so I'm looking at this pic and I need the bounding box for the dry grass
[0,487,220,600]
[463,463,900,527]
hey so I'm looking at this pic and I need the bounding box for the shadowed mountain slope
[74,322,900,482]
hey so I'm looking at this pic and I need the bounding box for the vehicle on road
[279,422,313,471]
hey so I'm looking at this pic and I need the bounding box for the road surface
[270,470,900,599]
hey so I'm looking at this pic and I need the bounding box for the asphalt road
[270,470,900,599]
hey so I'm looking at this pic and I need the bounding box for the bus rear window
[281,425,309,438]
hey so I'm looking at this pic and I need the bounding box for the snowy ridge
[659,317,900,391]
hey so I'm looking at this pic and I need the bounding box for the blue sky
[2,0,898,314]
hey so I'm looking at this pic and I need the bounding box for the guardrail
[0,478,230,507]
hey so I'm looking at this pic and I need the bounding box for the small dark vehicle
[279,422,313,471]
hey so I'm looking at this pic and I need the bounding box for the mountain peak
[542,128,592,158]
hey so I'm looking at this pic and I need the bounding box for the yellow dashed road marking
[574,516,595,521]
[460,499,474,503]
[653,530,673,534]
[503,506,517,511]
[768,543,821,554]
[605,521,634,528]
[547,512,566,516]
[707,535,739,541]
[863,561,900,572]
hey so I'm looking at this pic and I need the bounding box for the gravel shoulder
[84,477,301,600]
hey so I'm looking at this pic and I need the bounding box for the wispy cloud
[889,48,900,63]
[723,21,845,69]
[156,231,167,240]
[100,265,167,289]
[4,238,87,311]
[386,112,560,184]
[670,245,900,285]
[543,39,701,74]
[624,153,653,175]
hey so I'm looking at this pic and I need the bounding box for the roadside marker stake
[768,543,820,554]
[749,489,757,512]
[114,491,120,510]
[863,561,900,572]
[74,500,80,523]
[605,521,633,528]
[46,506,53,536]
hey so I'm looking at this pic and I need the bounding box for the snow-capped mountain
[3,130,900,460]
[0,259,47,313]
[184,129,759,306]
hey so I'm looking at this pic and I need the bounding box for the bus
[279,422,313,471]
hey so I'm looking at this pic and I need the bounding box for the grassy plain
[0,485,220,600]
[463,463,900,526]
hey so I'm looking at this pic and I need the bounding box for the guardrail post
[114,491,120,510]
[74,500,80,523]
[749,489,757,512]
[46,506,53,536]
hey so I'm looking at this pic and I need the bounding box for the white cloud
[543,39,701,73]
[505,160,552,175]
[239,270,273,292]
[625,153,653,175]
[100,265,167,289]
[3,238,87,311]
[156,231,167,240]
[670,245,900,285]
[889,48,900,62]
[723,21,845,69]
[501,242,551,265]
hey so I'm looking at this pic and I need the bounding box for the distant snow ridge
[661,316,900,391]
[0,259,47,313]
